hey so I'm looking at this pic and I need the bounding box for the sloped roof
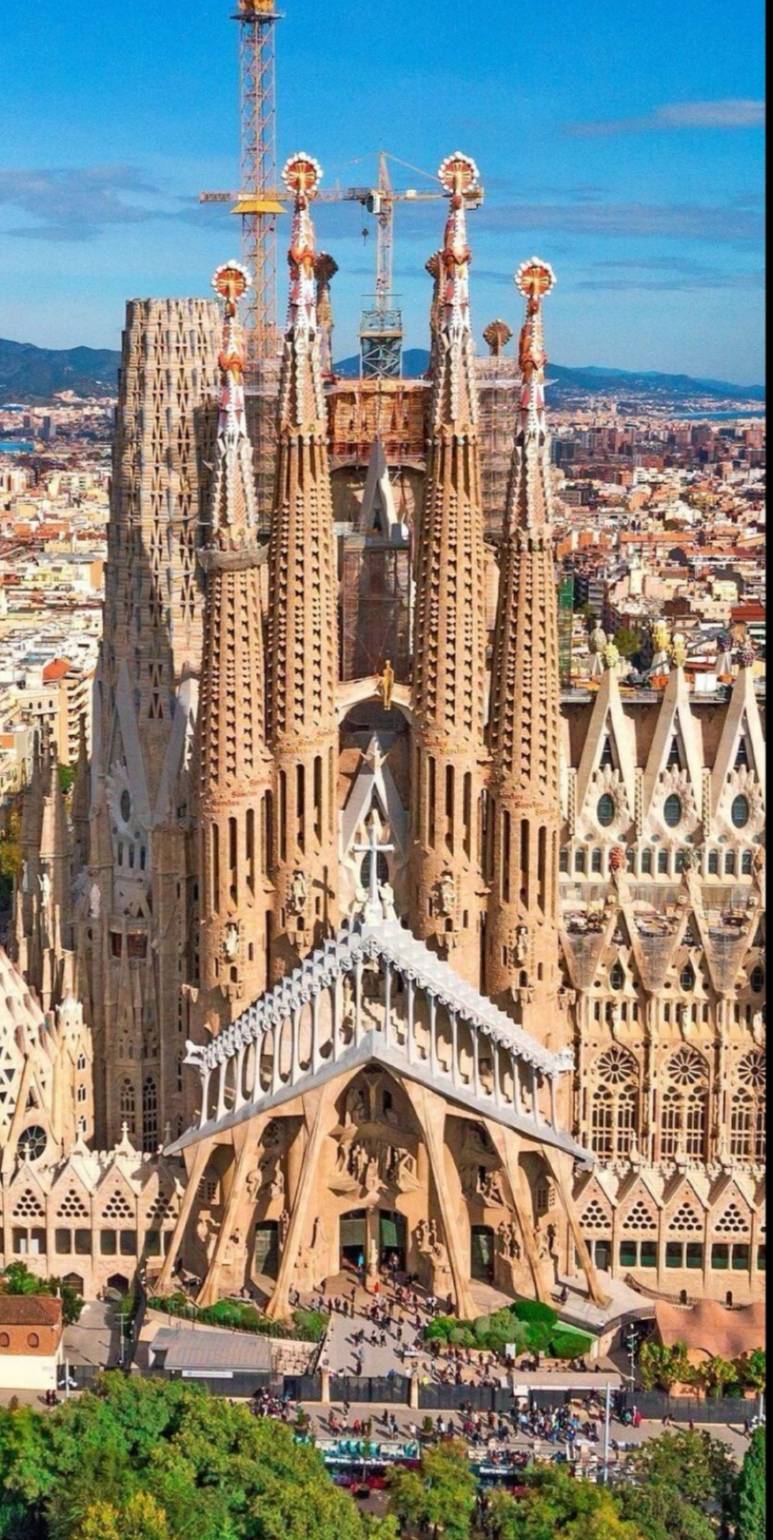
[654,1298,765,1362]
[0,1293,62,1328]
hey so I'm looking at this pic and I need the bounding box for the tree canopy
[0,1374,394,1540]
[735,1427,765,1540]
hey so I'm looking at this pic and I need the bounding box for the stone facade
[2,150,765,1320]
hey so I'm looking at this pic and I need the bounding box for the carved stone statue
[497,1220,521,1262]
[377,658,395,711]
[88,880,101,919]
[223,921,240,960]
[288,869,308,915]
[38,869,51,908]
[21,860,29,894]
[515,925,530,965]
[437,870,456,918]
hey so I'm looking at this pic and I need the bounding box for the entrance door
[379,1209,406,1271]
[253,1221,279,1279]
[340,1209,367,1271]
[471,1225,495,1283]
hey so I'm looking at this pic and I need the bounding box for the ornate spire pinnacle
[505,257,556,530]
[485,256,563,1038]
[207,261,259,540]
[267,151,340,974]
[429,152,481,432]
[409,153,487,986]
[278,153,327,431]
[195,263,272,1012]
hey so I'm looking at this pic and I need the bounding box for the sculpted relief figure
[288,868,308,915]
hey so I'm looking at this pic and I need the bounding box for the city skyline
[0,0,765,382]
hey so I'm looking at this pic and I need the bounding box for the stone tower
[196,262,273,1020]
[267,155,340,976]
[410,154,488,986]
[89,297,220,1146]
[486,260,564,1044]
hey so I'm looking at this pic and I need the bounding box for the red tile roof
[0,1293,62,1327]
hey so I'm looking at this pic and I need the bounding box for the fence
[418,1383,522,1412]
[330,1375,410,1405]
[617,1389,755,1424]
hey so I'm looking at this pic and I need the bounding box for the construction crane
[202,147,484,378]
[199,2,284,386]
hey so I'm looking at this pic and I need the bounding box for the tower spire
[410,153,488,985]
[485,259,564,1041]
[196,260,272,1012]
[267,154,339,976]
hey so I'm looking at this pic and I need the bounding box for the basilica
[0,150,765,1323]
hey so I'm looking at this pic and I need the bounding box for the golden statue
[378,658,395,711]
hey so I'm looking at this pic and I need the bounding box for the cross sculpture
[353,810,395,918]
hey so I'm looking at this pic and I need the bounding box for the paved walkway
[63,1300,120,1369]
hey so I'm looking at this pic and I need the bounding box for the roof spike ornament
[409,151,488,987]
[279,152,326,431]
[208,260,259,539]
[431,151,481,432]
[515,256,556,438]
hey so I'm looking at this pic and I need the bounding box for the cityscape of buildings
[0,18,765,1538]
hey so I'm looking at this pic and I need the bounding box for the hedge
[424,1300,593,1359]
[149,1293,328,1342]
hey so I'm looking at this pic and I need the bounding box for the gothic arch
[729,1051,765,1162]
[659,1048,709,1161]
[589,1046,639,1160]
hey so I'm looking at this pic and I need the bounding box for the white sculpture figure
[515,926,529,965]
[88,881,101,919]
[223,921,240,960]
[437,870,455,917]
[288,868,308,915]
[589,624,607,678]
[21,860,29,894]
[38,870,51,908]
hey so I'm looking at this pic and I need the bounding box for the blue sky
[0,0,764,381]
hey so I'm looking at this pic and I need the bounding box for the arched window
[119,1079,136,1134]
[660,1049,708,1161]
[142,1077,158,1153]
[590,1048,639,1160]
[730,1053,766,1162]
[680,964,695,992]
[609,962,625,991]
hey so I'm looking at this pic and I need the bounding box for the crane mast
[233,2,284,384]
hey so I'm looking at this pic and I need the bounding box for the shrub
[551,1331,593,1360]
[148,1294,327,1342]
[513,1299,558,1327]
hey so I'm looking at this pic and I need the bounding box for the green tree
[637,1340,695,1393]
[735,1349,765,1396]
[0,1374,384,1540]
[70,1492,171,1540]
[697,1355,740,1399]
[624,1430,737,1538]
[486,1466,643,1539]
[0,806,22,912]
[736,1426,766,1540]
[614,627,641,659]
[388,1438,477,1540]
[57,765,75,796]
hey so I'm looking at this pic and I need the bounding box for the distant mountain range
[0,336,764,406]
[335,348,765,403]
[0,338,120,401]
